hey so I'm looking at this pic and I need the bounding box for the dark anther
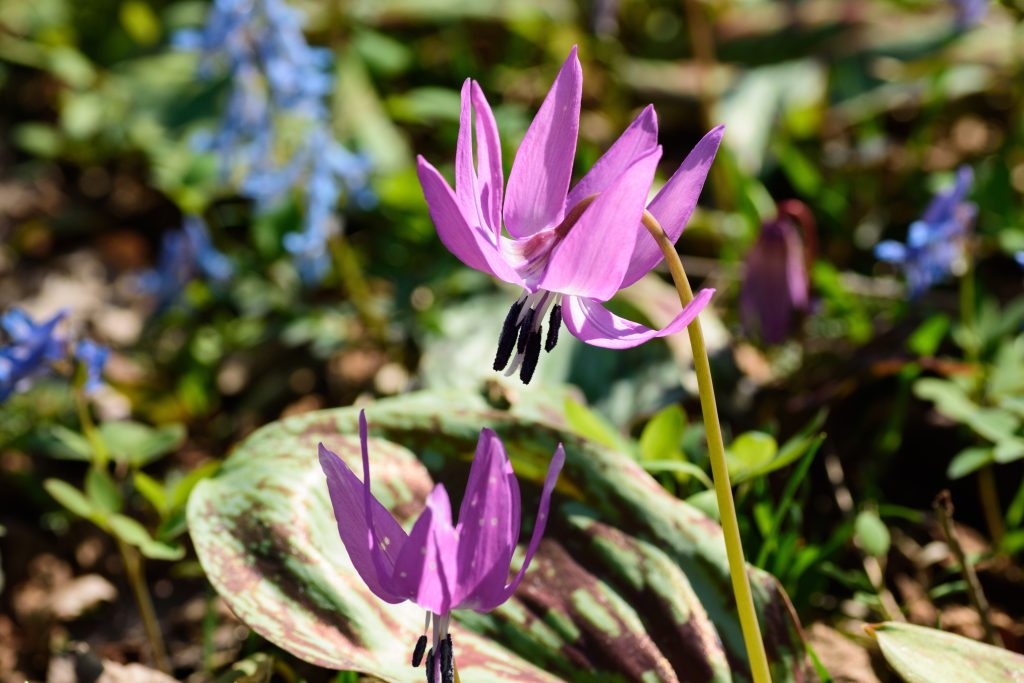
[545,304,562,352]
[520,326,542,384]
[425,649,435,683]
[516,307,535,354]
[493,300,523,371]
[440,634,454,683]
[412,635,428,667]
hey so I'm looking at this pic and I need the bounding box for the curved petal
[502,46,582,238]
[454,429,521,609]
[563,288,715,349]
[537,146,662,301]
[565,104,659,211]
[620,125,724,289]
[390,484,459,615]
[417,156,522,285]
[456,80,505,239]
[496,443,565,604]
[318,439,407,603]
[472,81,504,234]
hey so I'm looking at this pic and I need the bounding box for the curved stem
[640,209,772,683]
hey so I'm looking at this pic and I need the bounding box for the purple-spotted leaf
[869,622,1024,683]
[188,390,814,682]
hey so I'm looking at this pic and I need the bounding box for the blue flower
[950,0,988,28]
[177,0,373,284]
[142,216,233,308]
[876,166,976,298]
[0,309,67,402]
[75,339,109,395]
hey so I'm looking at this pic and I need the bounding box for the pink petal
[417,156,522,285]
[319,438,407,603]
[620,125,724,289]
[562,288,715,349]
[565,105,659,211]
[537,146,662,301]
[453,429,521,610]
[499,443,565,601]
[391,484,459,615]
[455,80,484,228]
[502,46,582,238]
[472,81,504,234]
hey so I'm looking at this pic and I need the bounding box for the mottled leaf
[870,622,1024,683]
[189,391,814,682]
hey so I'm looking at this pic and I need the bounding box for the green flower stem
[75,389,170,672]
[75,389,109,470]
[118,537,172,672]
[641,210,772,683]
[959,251,1006,545]
[330,234,386,341]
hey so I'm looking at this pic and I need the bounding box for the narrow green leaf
[134,471,168,515]
[947,447,994,480]
[44,479,101,522]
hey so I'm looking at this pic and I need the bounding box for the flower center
[493,291,563,384]
[411,612,457,683]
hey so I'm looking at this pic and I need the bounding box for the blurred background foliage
[1,0,1024,680]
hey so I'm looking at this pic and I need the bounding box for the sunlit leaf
[870,621,1024,683]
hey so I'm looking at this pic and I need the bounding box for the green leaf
[727,432,778,482]
[994,438,1024,464]
[85,468,123,514]
[188,391,812,681]
[908,315,950,357]
[44,479,101,522]
[870,621,1024,682]
[134,471,168,515]
[641,461,713,490]
[948,447,995,480]
[36,425,94,461]
[638,405,686,462]
[119,0,161,46]
[99,421,186,468]
[855,510,890,558]
[563,398,634,456]
[108,514,184,560]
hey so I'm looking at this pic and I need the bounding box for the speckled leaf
[870,622,1024,683]
[188,390,813,682]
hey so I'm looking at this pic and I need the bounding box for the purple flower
[875,166,976,298]
[740,202,812,345]
[416,47,721,383]
[74,339,109,395]
[0,308,67,402]
[319,411,564,681]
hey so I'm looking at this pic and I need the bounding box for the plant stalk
[117,538,171,672]
[640,210,772,683]
[934,490,1002,646]
[330,234,386,341]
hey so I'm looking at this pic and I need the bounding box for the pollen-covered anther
[493,299,524,371]
[411,635,428,667]
[520,326,543,384]
[439,634,454,683]
[545,303,562,352]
